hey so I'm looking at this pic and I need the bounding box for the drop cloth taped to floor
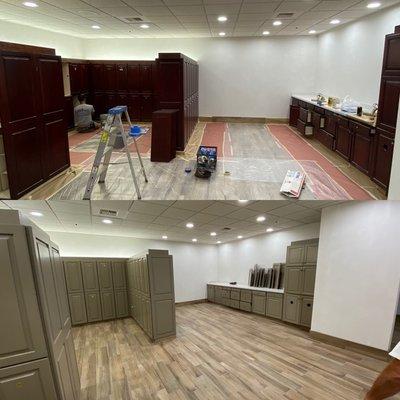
[49,122,370,200]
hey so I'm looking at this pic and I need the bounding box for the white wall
[83,36,317,118]
[316,4,400,105]
[312,201,400,351]
[0,20,84,59]
[217,223,321,284]
[48,231,218,303]
[389,106,400,200]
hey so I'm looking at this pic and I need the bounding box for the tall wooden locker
[127,249,176,341]
[0,42,70,199]
[0,211,80,400]
[63,257,128,326]
[283,239,318,328]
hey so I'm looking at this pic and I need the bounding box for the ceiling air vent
[99,209,118,217]
[124,17,144,22]
[276,13,294,18]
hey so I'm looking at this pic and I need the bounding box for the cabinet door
[0,227,47,368]
[207,285,215,302]
[37,55,69,179]
[116,64,127,91]
[284,266,303,294]
[64,261,83,292]
[92,92,105,117]
[97,261,113,291]
[100,291,116,320]
[286,245,304,265]
[112,261,127,290]
[377,78,400,136]
[282,294,301,324]
[140,64,153,92]
[82,260,99,291]
[51,247,70,331]
[300,297,314,327]
[373,131,394,190]
[350,125,373,175]
[141,94,153,121]
[0,51,45,198]
[91,64,104,91]
[127,93,141,121]
[302,265,316,296]
[335,125,352,160]
[69,63,80,94]
[304,242,318,264]
[127,64,140,92]
[85,292,102,322]
[68,293,87,325]
[252,294,266,315]
[0,358,57,400]
[266,294,283,320]
[104,64,116,91]
[240,290,252,303]
[115,290,128,318]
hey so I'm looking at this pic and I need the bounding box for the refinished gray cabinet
[266,293,283,319]
[63,257,129,325]
[127,249,176,341]
[283,239,318,328]
[207,284,215,302]
[0,212,80,400]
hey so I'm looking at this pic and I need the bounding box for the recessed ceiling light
[237,235,243,239]
[238,200,248,203]
[186,222,194,228]
[266,228,274,233]
[102,219,113,224]
[140,24,149,29]
[262,31,270,35]
[162,235,168,239]
[217,241,221,244]
[309,30,316,34]
[256,216,266,222]
[210,232,217,236]
[192,238,197,242]
[330,19,340,24]
[92,25,101,29]
[23,2,38,7]
[219,32,226,36]
[367,2,381,8]
[30,211,43,217]
[218,16,227,22]
[273,20,282,26]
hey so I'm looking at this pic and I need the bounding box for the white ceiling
[0,0,398,38]
[0,200,341,244]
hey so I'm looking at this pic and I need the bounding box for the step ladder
[83,106,148,200]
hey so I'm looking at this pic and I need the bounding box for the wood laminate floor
[73,303,398,400]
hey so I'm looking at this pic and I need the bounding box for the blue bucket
[130,125,142,137]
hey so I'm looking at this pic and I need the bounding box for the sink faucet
[371,103,378,118]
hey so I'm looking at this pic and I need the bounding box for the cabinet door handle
[307,303,311,307]
[290,301,294,304]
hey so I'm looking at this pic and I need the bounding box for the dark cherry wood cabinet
[151,109,178,162]
[155,53,199,151]
[350,121,374,175]
[373,25,400,190]
[64,96,74,129]
[0,43,69,198]
[69,62,89,94]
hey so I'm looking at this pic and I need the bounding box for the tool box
[195,146,217,178]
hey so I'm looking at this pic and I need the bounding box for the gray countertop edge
[208,282,284,294]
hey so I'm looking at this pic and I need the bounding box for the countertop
[208,282,284,294]
[292,94,377,127]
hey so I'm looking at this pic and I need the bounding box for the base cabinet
[266,293,283,319]
[300,297,314,327]
[100,291,116,321]
[283,294,301,324]
[68,293,87,325]
[207,284,215,302]
[115,290,129,318]
[85,292,102,322]
[0,359,58,400]
[252,292,266,315]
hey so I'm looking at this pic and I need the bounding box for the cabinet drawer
[297,119,306,135]
[299,107,309,123]
[316,129,335,150]
[239,301,252,312]
[298,100,307,108]
[252,290,266,297]
[314,106,325,115]
[292,98,299,106]
[230,289,240,300]
[240,290,252,303]
[337,115,349,127]
[349,121,371,137]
